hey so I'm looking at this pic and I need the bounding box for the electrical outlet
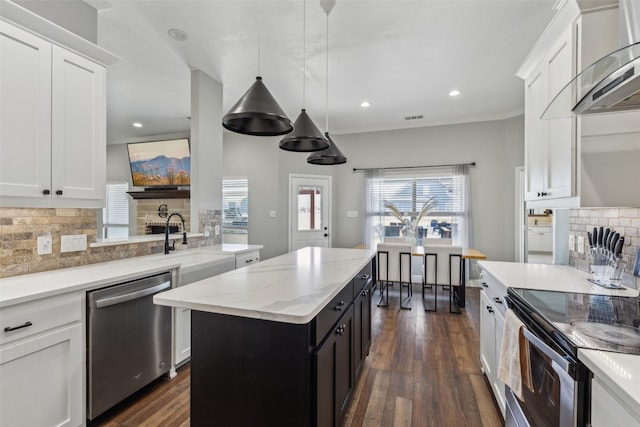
[577,236,585,254]
[61,234,87,253]
[37,234,52,255]
[568,235,575,251]
[214,225,220,236]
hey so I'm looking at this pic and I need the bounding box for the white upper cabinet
[0,21,52,200]
[519,1,640,208]
[0,5,116,208]
[524,24,576,202]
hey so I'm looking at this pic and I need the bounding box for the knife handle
[614,237,624,257]
[598,227,604,246]
[587,232,593,248]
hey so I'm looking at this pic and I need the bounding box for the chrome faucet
[165,212,188,254]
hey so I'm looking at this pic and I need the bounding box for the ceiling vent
[404,115,424,121]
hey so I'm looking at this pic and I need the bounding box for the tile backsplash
[0,207,220,278]
[568,208,640,289]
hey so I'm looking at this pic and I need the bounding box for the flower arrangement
[384,197,436,237]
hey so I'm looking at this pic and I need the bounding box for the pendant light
[222,16,293,136]
[279,0,329,152]
[308,0,347,165]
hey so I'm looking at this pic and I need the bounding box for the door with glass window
[289,175,331,251]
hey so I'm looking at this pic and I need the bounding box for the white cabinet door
[0,323,82,427]
[524,27,576,202]
[0,21,52,199]
[541,231,553,252]
[51,45,106,204]
[175,307,191,365]
[591,377,640,427]
[479,291,495,382]
[524,65,546,201]
[544,29,575,200]
[528,230,541,252]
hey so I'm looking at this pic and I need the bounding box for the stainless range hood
[543,0,640,118]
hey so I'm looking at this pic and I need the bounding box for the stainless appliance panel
[87,272,172,420]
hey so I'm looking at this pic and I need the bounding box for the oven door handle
[523,328,570,372]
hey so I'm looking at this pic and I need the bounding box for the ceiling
[90,0,558,145]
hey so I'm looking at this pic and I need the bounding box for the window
[365,165,472,248]
[102,182,129,238]
[222,177,248,244]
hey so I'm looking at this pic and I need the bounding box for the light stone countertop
[478,260,639,297]
[0,248,239,307]
[579,349,640,420]
[478,261,640,422]
[154,247,376,324]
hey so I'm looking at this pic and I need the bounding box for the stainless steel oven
[505,291,590,427]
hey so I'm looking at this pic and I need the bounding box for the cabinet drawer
[315,282,354,347]
[352,261,373,298]
[0,293,81,345]
[235,250,260,268]
[479,270,507,309]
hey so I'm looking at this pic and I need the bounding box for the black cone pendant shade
[279,109,329,152]
[222,76,294,136]
[307,132,347,165]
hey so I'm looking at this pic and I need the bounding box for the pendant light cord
[325,9,329,133]
[302,0,306,108]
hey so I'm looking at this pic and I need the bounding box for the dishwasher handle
[94,281,171,309]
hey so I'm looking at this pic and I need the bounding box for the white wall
[108,116,524,261]
[221,116,525,262]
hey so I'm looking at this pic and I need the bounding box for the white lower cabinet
[479,271,507,417]
[0,294,83,427]
[174,306,192,366]
[591,377,640,427]
[234,250,260,269]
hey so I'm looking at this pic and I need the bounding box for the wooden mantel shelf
[127,189,190,200]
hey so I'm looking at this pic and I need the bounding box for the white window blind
[222,177,248,244]
[365,166,472,248]
[103,182,129,238]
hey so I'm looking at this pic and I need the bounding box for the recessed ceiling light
[133,122,143,128]
[449,89,461,97]
[360,101,371,108]
[167,28,188,42]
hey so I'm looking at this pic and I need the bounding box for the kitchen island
[154,247,376,427]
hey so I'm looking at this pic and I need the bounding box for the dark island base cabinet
[190,259,374,427]
[315,305,354,427]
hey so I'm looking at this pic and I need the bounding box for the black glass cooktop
[508,288,640,355]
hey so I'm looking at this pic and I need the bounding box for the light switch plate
[269,210,277,218]
[61,234,87,253]
[347,210,359,218]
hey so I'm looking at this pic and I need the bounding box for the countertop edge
[154,248,376,324]
[578,349,640,419]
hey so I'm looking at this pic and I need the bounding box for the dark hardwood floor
[92,286,503,427]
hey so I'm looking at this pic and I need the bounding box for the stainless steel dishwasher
[87,271,172,420]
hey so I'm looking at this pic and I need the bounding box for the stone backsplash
[568,208,640,289]
[0,207,221,278]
